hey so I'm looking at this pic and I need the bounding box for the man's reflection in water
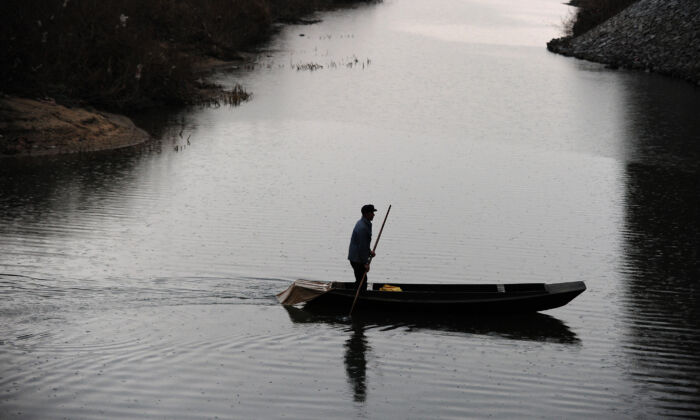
[344,320,369,403]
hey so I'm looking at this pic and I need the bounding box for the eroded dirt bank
[0,96,150,157]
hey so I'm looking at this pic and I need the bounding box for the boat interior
[330,281,548,293]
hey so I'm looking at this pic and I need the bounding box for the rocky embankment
[548,0,700,85]
[0,96,149,157]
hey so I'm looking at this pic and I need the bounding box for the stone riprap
[548,0,700,85]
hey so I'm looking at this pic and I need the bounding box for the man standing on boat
[348,204,377,292]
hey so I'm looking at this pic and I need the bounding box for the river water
[1,0,699,418]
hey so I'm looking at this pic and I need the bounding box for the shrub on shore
[566,0,639,37]
[0,0,374,111]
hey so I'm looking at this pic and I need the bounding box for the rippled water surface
[2,0,700,418]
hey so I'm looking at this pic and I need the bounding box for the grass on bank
[0,0,375,111]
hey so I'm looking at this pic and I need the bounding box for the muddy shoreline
[0,96,151,157]
[1,57,248,158]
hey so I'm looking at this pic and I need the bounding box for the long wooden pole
[349,204,391,316]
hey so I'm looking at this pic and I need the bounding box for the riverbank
[548,0,700,85]
[0,0,376,158]
[0,96,150,156]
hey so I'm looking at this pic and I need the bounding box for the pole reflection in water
[344,321,369,403]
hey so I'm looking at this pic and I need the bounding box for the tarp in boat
[276,279,334,305]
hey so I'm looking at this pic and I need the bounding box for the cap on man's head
[361,204,378,214]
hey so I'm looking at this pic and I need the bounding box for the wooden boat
[277,280,586,314]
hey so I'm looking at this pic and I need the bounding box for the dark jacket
[348,217,372,263]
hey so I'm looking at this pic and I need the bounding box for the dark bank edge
[0,0,380,157]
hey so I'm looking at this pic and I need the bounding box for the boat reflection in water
[283,305,580,344]
[283,305,580,403]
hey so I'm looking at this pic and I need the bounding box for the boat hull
[302,281,586,314]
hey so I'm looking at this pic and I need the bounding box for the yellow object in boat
[379,284,402,292]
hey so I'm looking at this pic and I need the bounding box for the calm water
[2,0,700,418]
